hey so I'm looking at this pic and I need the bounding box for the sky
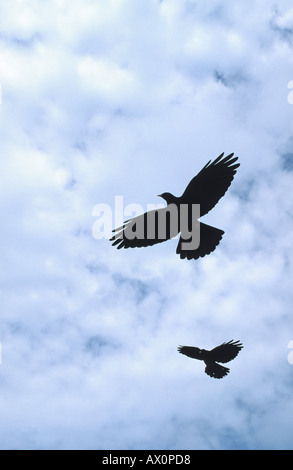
[0,0,293,450]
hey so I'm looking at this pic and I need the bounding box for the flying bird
[110,152,240,260]
[178,340,243,379]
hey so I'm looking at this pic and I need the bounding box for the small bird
[110,152,240,260]
[178,340,243,379]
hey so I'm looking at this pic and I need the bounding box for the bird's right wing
[110,206,180,249]
[180,152,240,217]
[177,346,200,359]
[210,340,243,364]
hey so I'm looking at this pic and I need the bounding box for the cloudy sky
[1,0,293,450]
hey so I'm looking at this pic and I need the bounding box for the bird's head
[158,192,177,205]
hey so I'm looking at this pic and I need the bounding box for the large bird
[110,152,240,260]
[178,340,243,379]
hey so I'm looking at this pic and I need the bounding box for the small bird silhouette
[178,340,243,379]
[110,152,240,260]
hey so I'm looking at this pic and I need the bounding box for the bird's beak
[157,194,162,198]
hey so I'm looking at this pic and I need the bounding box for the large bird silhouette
[178,340,243,379]
[110,152,240,260]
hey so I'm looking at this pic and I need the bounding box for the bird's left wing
[110,206,180,249]
[177,345,200,359]
[209,340,243,364]
[180,152,240,217]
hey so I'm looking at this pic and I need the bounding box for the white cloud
[77,57,137,106]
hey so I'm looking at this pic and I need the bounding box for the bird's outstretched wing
[110,207,180,249]
[209,340,243,364]
[205,363,230,379]
[180,152,240,217]
[177,345,201,359]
